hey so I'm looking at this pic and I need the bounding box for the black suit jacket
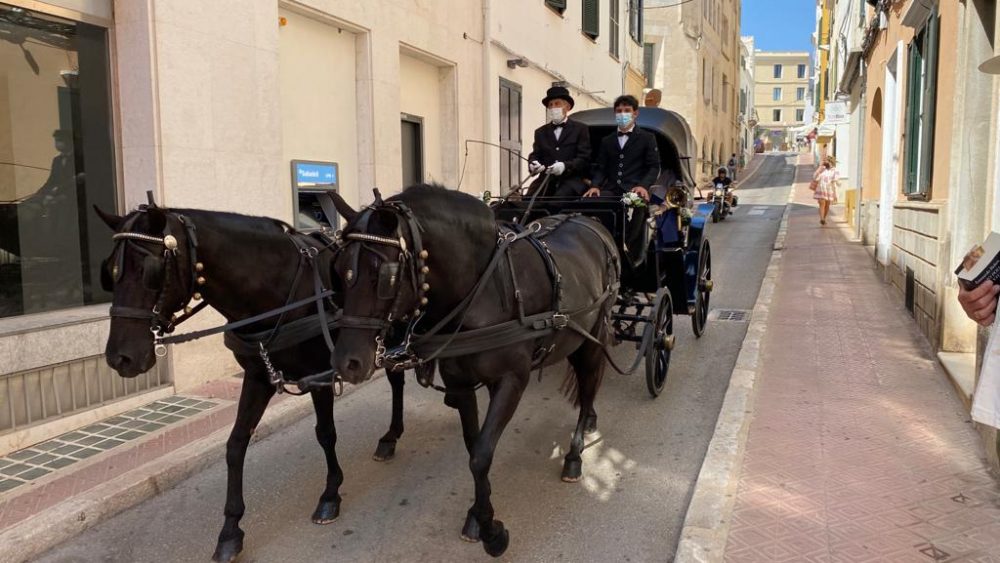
[526,119,591,196]
[592,128,660,195]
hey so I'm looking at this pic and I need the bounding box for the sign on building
[824,101,849,125]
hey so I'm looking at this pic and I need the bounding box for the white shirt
[617,124,636,149]
[553,119,567,141]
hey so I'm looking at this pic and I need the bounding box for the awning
[902,0,936,28]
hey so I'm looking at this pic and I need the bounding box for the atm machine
[291,160,340,232]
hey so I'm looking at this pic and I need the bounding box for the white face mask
[547,107,565,124]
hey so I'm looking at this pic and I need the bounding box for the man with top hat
[525,85,592,197]
[585,94,660,200]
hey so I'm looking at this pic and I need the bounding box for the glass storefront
[0,3,116,319]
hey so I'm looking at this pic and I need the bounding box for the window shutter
[583,0,600,39]
[917,8,939,195]
[546,0,567,11]
[903,37,923,195]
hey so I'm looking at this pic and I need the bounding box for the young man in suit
[526,86,592,197]
[585,95,659,200]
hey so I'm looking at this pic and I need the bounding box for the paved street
[37,155,797,563]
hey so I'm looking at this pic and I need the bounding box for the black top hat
[542,86,575,109]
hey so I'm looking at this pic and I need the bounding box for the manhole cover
[709,309,750,322]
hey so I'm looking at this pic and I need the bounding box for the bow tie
[618,131,632,137]
[553,124,564,129]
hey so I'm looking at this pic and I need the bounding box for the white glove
[528,160,545,174]
[546,161,566,176]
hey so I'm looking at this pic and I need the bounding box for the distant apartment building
[753,51,810,150]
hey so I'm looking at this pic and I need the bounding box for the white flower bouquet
[621,192,647,208]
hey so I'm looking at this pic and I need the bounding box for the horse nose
[346,357,362,373]
[106,352,133,372]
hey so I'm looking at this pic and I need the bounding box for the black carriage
[491,107,715,397]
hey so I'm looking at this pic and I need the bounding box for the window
[903,8,940,196]
[773,109,782,122]
[0,5,117,319]
[609,0,620,57]
[797,64,806,79]
[796,108,805,122]
[583,0,600,39]
[796,87,805,101]
[643,43,656,87]
[628,0,643,43]
[772,87,782,101]
[739,89,747,114]
[401,115,424,188]
[773,64,782,78]
[722,75,729,111]
[702,58,710,103]
[545,0,567,13]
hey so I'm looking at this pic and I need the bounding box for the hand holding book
[956,233,1000,326]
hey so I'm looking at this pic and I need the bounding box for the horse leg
[309,387,344,524]
[562,340,605,483]
[448,390,482,543]
[466,377,525,558]
[212,375,274,563]
[373,368,406,461]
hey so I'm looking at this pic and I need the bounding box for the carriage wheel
[691,240,712,338]
[645,288,674,398]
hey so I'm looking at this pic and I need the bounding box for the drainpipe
[855,64,866,240]
[482,0,493,191]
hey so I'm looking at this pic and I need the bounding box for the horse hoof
[561,459,582,483]
[372,441,396,462]
[482,521,509,558]
[460,511,481,543]
[211,533,244,563]
[311,499,341,525]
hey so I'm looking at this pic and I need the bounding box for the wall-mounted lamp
[506,58,528,69]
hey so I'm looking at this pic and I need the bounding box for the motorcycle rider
[710,166,738,210]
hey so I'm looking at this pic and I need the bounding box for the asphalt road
[37,154,796,563]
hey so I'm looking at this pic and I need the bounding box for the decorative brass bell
[420,297,428,305]
[193,292,203,301]
[184,306,193,315]
[421,266,430,274]
[196,276,206,285]
[419,250,429,259]
[195,262,204,272]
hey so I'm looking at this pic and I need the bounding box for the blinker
[377,262,400,300]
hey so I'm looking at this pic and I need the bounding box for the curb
[0,377,374,563]
[674,172,795,563]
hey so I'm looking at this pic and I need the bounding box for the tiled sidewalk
[723,159,1000,561]
[0,378,292,535]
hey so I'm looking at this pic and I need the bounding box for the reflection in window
[0,4,116,318]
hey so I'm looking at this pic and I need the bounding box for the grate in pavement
[709,309,751,322]
[0,396,216,495]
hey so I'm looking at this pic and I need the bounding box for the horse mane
[392,183,496,238]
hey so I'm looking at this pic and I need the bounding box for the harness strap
[223,313,339,355]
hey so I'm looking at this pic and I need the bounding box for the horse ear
[93,206,123,231]
[146,205,167,232]
[328,192,358,222]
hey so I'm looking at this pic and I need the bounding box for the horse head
[95,205,201,377]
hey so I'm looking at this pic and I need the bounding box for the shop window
[0,4,117,319]
[903,7,939,197]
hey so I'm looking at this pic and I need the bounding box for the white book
[956,232,1000,290]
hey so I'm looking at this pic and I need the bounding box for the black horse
[330,184,621,557]
[94,204,409,562]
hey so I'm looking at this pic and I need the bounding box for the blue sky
[741,0,816,52]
